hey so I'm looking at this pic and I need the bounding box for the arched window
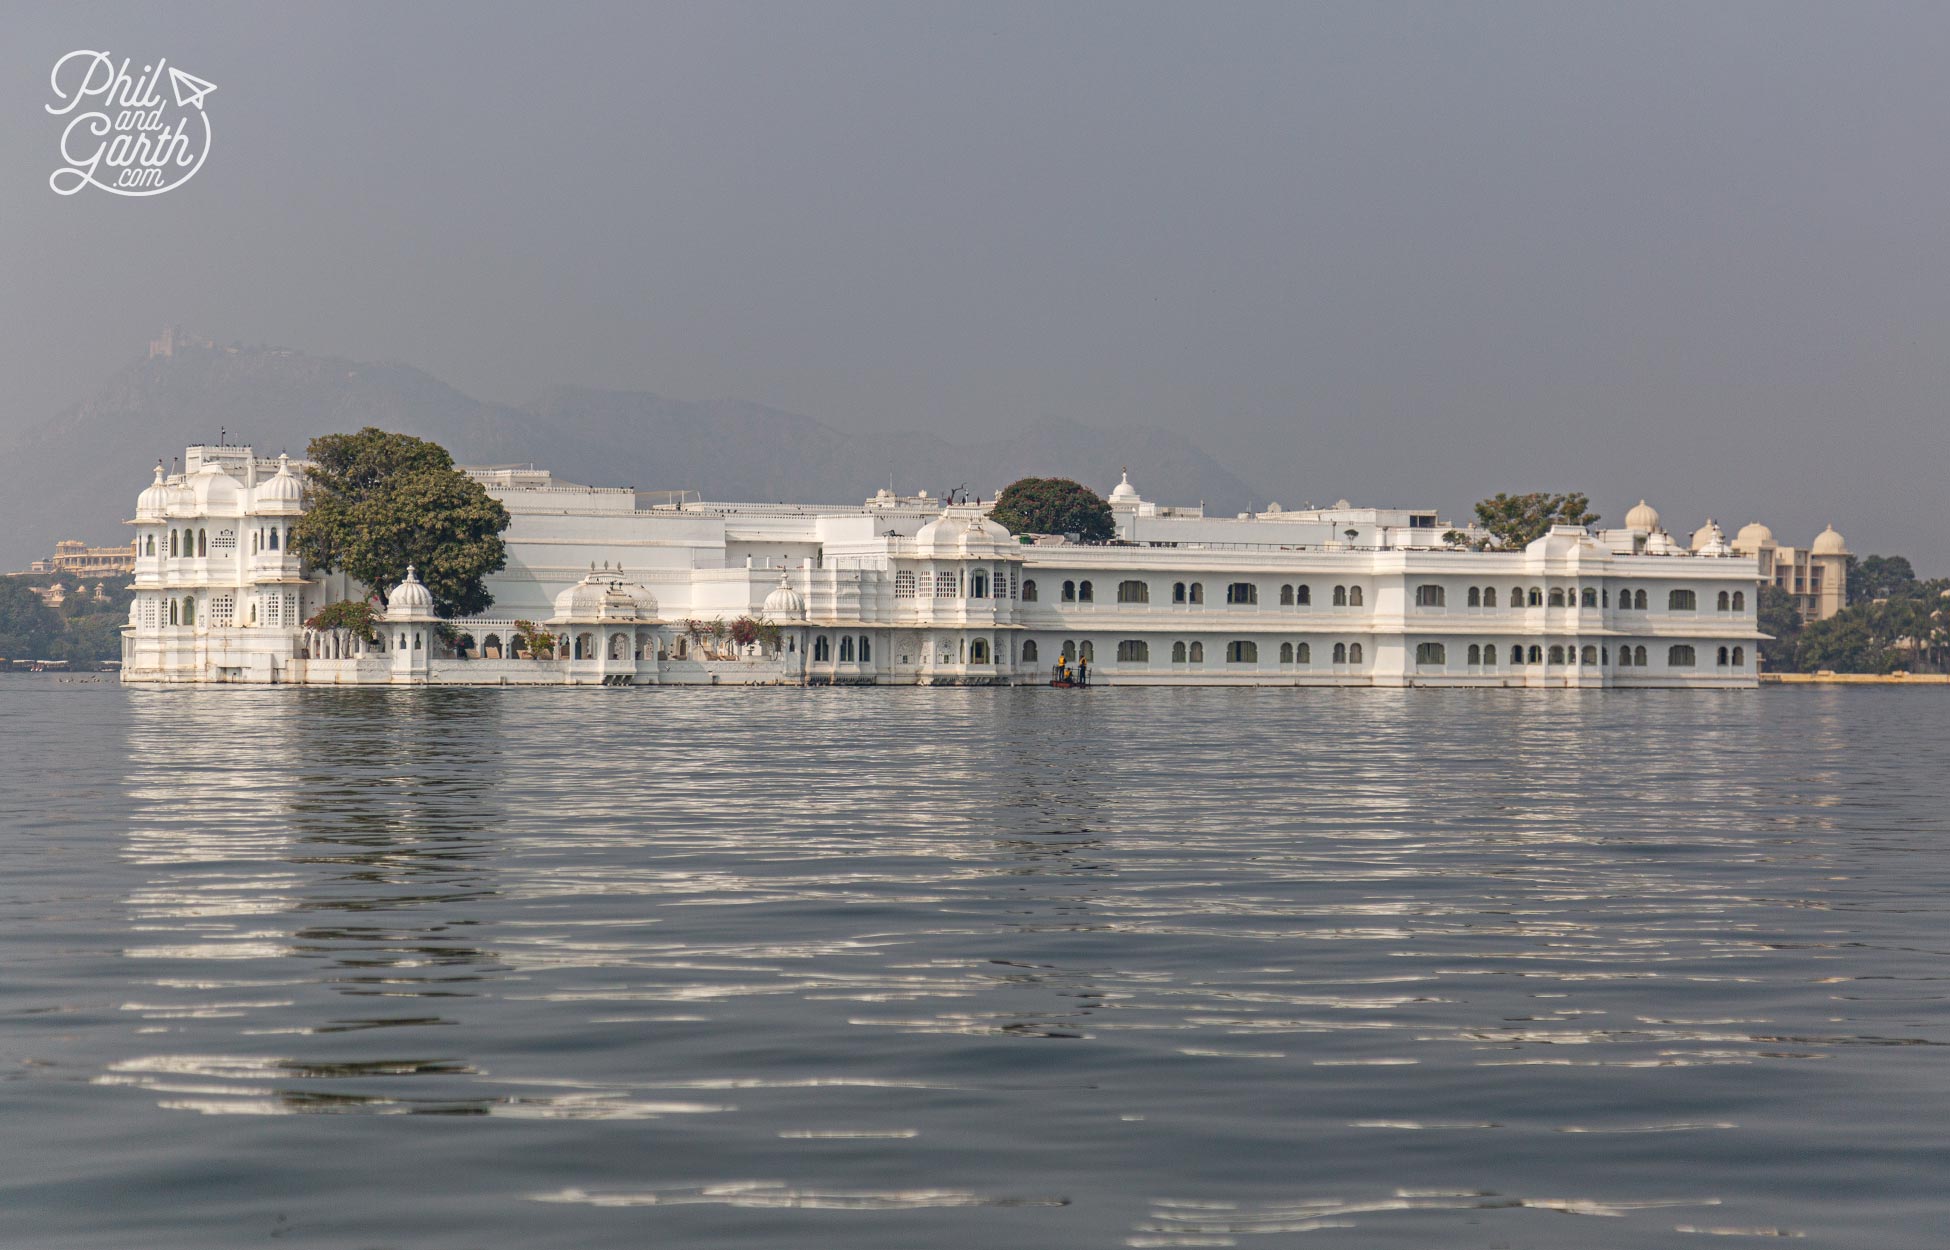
[1333,642,1348,663]
[839,636,855,662]
[970,638,991,663]
[814,635,830,661]
[483,633,502,658]
[1733,646,1745,666]
[1079,580,1094,603]
[1617,646,1630,667]
[970,571,989,598]
[1601,646,1609,664]
[1467,643,1481,665]
[1279,641,1293,663]
[1118,580,1149,604]
[1061,580,1076,602]
[1188,641,1205,663]
[1350,587,1364,607]
[1348,642,1363,663]
[1668,644,1697,666]
[1022,579,1038,601]
[144,534,155,556]
[1511,644,1524,665]
[1482,587,1497,608]
[1172,640,1187,663]
[610,633,629,660]
[167,598,178,625]
[195,528,206,556]
[1634,644,1647,665]
[168,530,178,557]
[1079,641,1094,662]
[1117,639,1148,662]
[1416,642,1446,665]
[1333,585,1348,607]
[1415,585,1446,607]
[576,632,595,659]
[1634,589,1647,610]
[859,636,872,663]
[1717,645,1729,666]
[1548,645,1564,664]
[1295,642,1310,664]
[1189,583,1204,605]
[1295,584,1311,605]
[1060,639,1076,661]
[1527,587,1543,607]
[1467,587,1481,608]
[1549,588,1566,608]
[1733,591,1745,611]
[1226,582,1258,605]
[268,528,280,551]
[1669,589,1697,611]
[1173,582,1187,603]
[1527,644,1542,664]
[1280,585,1294,606]
[1022,640,1038,663]
[1225,640,1258,663]
[1581,645,1597,665]
[1582,588,1598,608]
[181,596,195,626]
[1717,590,1730,611]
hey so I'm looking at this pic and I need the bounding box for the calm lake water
[3,679,1948,1248]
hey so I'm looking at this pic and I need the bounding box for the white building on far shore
[121,446,1765,688]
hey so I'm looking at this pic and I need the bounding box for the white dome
[385,565,437,618]
[1109,470,1139,503]
[187,456,244,510]
[915,506,1013,551]
[1625,499,1661,531]
[762,574,805,619]
[1644,530,1678,555]
[549,566,658,623]
[257,453,304,510]
[136,463,170,519]
[1690,519,1726,552]
[1811,524,1848,556]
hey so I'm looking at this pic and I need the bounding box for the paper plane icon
[168,66,217,110]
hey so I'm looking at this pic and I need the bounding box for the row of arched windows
[812,634,875,663]
[1023,580,1363,608]
[1044,639,1365,665]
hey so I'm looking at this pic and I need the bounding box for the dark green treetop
[990,477,1115,541]
[290,427,511,618]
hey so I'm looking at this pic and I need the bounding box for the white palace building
[120,445,1764,688]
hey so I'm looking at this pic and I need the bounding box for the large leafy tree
[1847,554,1918,606]
[991,477,1114,541]
[1755,583,1803,671]
[1472,492,1599,549]
[291,428,511,618]
[0,580,61,659]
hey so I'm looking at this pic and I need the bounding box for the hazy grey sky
[6,2,1948,560]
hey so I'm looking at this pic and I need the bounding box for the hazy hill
[0,343,1263,568]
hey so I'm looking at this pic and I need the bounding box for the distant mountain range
[0,342,1265,570]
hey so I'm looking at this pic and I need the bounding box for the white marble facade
[122,447,1765,687]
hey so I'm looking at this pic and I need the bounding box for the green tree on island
[291,428,512,617]
[1472,492,1600,549]
[990,477,1115,541]
[1847,554,1918,606]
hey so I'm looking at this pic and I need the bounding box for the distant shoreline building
[119,446,1764,688]
[1686,518,1849,621]
[17,538,138,578]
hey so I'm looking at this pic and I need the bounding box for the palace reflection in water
[1,682,1941,1248]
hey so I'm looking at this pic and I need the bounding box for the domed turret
[1732,521,1776,552]
[1811,524,1848,556]
[1690,519,1729,555]
[916,506,1013,552]
[1109,470,1140,504]
[384,565,438,620]
[762,574,805,620]
[136,463,170,519]
[1625,499,1661,532]
[548,566,658,623]
[256,453,304,512]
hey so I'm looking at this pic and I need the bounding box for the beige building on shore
[1686,519,1850,621]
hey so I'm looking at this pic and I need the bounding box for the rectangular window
[935,571,958,598]
[894,570,916,598]
[1415,585,1446,608]
[1225,582,1258,605]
